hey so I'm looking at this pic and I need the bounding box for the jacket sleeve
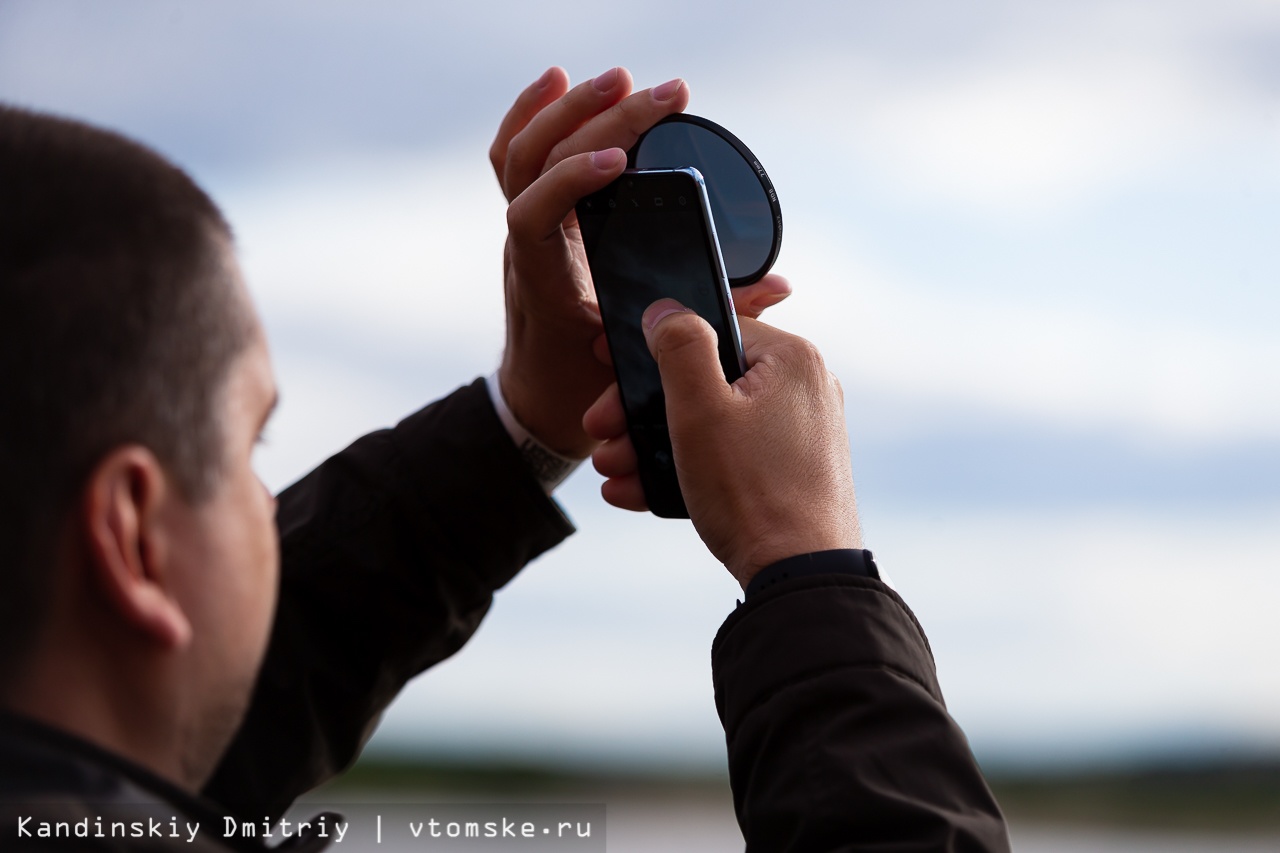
[713,574,1011,852]
[203,379,574,818]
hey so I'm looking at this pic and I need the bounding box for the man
[0,67,1009,851]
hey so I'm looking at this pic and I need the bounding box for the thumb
[642,299,733,409]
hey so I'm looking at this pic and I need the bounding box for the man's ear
[80,446,192,651]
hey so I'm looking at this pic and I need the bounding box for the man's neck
[6,620,192,791]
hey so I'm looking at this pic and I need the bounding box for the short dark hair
[0,105,253,681]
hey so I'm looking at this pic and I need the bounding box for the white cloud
[841,59,1205,214]
[881,504,1280,757]
[700,0,1280,219]
[222,146,509,358]
[767,218,1280,445]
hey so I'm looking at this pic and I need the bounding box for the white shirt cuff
[485,372,584,493]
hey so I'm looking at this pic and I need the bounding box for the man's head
[0,105,280,787]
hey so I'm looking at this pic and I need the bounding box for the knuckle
[504,136,537,180]
[784,337,827,378]
[828,371,845,405]
[545,138,576,170]
[658,313,714,352]
[619,91,659,124]
[615,100,655,138]
[504,199,529,240]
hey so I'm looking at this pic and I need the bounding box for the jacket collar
[0,708,311,851]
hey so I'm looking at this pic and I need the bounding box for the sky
[2,0,1277,771]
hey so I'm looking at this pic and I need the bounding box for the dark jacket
[1,380,1009,851]
[714,575,1010,850]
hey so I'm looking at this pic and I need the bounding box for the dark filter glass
[632,120,777,283]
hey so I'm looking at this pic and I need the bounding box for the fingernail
[534,67,555,89]
[643,299,690,333]
[651,78,684,101]
[591,148,626,170]
[593,67,620,91]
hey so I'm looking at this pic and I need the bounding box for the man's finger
[591,333,612,367]
[733,315,833,396]
[642,299,734,409]
[583,382,627,442]
[601,474,648,512]
[591,434,638,479]
[490,67,570,198]
[506,149,627,246]
[730,274,792,320]
[503,67,632,200]
[543,79,689,172]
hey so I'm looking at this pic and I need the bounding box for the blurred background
[3,0,1277,848]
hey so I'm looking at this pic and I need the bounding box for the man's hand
[492,67,791,458]
[583,301,861,589]
[492,66,685,458]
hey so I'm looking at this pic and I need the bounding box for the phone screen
[577,168,745,517]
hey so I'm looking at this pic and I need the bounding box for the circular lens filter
[629,114,782,287]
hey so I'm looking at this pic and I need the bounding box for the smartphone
[577,168,747,519]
